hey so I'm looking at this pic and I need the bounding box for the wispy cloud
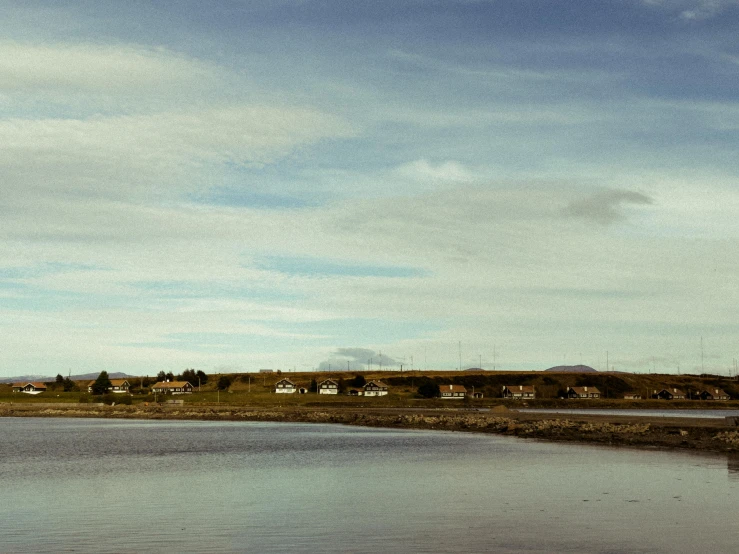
[563,190,654,224]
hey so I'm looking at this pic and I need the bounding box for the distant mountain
[463,367,485,372]
[0,372,132,384]
[544,365,597,373]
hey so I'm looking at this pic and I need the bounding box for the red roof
[568,386,601,395]
[504,385,534,393]
[13,382,47,389]
[152,381,192,389]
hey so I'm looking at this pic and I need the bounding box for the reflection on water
[0,418,738,553]
[727,455,739,480]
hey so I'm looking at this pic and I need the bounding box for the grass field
[2,370,738,409]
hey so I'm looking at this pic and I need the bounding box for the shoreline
[3,402,739,453]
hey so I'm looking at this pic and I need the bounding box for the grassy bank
[2,401,739,453]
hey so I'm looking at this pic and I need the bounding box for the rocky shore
[2,402,738,452]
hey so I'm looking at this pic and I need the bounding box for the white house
[318,379,339,394]
[363,380,388,397]
[151,381,193,394]
[502,385,535,399]
[440,384,467,399]
[12,382,47,395]
[275,378,297,394]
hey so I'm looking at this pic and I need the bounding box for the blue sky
[1,0,738,377]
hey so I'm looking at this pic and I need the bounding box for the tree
[217,375,231,390]
[91,371,112,395]
[418,382,440,399]
[63,377,77,392]
[337,377,346,394]
[309,379,318,393]
[196,370,208,385]
[56,374,64,384]
[350,374,366,388]
[181,369,197,383]
[165,371,175,381]
[157,371,166,382]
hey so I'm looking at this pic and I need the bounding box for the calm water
[519,408,739,419]
[1,418,738,553]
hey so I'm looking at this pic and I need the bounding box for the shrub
[349,374,366,388]
[418,382,441,398]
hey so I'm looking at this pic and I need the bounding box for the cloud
[394,159,477,184]
[562,190,654,224]
[678,0,738,20]
[317,348,398,371]
[0,40,219,93]
[0,106,353,201]
[640,0,739,20]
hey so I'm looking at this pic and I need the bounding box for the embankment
[2,402,738,452]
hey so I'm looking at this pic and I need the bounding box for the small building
[470,391,484,399]
[318,379,339,395]
[502,385,535,399]
[87,379,131,394]
[623,392,643,400]
[653,388,686,400]
[698,388,730,401]
[275,378,297,394]
[259,369,274,374]
[347,388,364,396]
[151,381,193,395]
[440,384,467,399]
[566,386,601,399]
[363,380,388,397]
[12,382,47,395]
[297,386,309,394]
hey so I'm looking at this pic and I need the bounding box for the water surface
[1,418,737,553]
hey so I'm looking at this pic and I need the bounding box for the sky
[1,0,738,377]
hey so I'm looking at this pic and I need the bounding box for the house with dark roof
[275,378,297,394]
[566,386,601,399]
[698,388,730,401]
[653,388,686,400]
[87,379,131,394]
[318,379,339,395]
[363,380,388,397]
[502,385,535,399]
[439,384,467,399]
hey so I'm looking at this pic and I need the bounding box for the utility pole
[701,336,705,373]
[458,341,462,371]
[493,345,496,371]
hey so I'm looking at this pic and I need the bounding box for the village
[7,375,734,402]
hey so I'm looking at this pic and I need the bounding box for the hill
[0,372,132,384]
[544,365,597,373]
